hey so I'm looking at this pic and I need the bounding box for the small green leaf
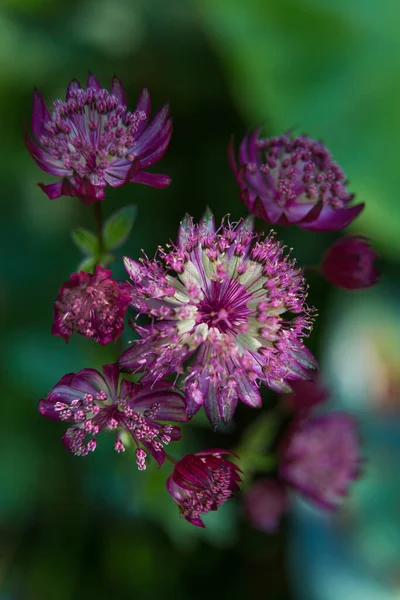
[103,205,137,251]
[77,256,97,273]
[71,227,98,256]
[100,253,116,267]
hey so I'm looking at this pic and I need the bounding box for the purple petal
[66,79,82,100]
[123,256,142,281]
[301,203,364,231]
[173,455,210,491]
[38,181,63,199]
[141,440,165,467]
[38,398,65,421]
[236,377,262,408]
[111,75,126,104]
[132,390,188,422]
[31,89,51,139]
[137,121,172,168]
[86,73,102,90]
[101,363,120,399]
[24,132,69,177]
[130,172,171,188]
[135,88,151,134]
[131,104,170,156]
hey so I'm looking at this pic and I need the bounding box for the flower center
[39,87,147,181]
[196,280,252,334]
[255,136,350,209]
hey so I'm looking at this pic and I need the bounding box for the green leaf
[77,255,97,273]
[77,253,116,273]
[103,204,137,251]
[71,227,98,256]
[235,411,281,480]
[100,252,116,267]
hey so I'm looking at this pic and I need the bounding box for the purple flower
[280,413,361,510]
[25,74,172,204]
[52,265,131,345]
[321,235,380,290]
[39,363,187,468]
[119,211,317,425]
[243,478,288,533]
[166,449,242,527]
[229,132,364,231]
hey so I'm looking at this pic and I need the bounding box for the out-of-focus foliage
[199,0,400,257]
[1,0,400,598]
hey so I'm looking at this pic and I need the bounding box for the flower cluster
[167,450,242,527]
[28,73,371,528]
[119,213,316,425]
[39,363,187,468]
[229,132,364,230]
[26,74,172,204]
[52,265,131,344]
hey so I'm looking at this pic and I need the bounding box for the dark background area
[2,1,400,598]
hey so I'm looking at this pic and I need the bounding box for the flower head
[166,449,242,527]
[321,235,380,290]
[39,363,187,468]
[243,478,288,533]
[229,132,364,231]
[280,413,361,509]
[52,265,131,345]
[119,210,316,425]
[26,74,172,204]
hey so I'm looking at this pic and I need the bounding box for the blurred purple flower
[280,413,361,509]
[284,378,330,414]
[52,265,131,345]
[119,211,317,426]
[25,74,172,204]
[167,449,242,527]
[229,132,364,231]
[321,235,380,290]
[243,478,288,533]
[39,363,187,467]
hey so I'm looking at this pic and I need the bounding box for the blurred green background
[2,0,400,598]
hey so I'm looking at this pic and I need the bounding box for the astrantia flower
[321,235,380,290]
[280,413,361,509]
[26,74,172,204]
[229,132,364,231]
[243,478,288,533]
[166,449,242,527]
[119,211,316,425]
[52,265,131,345]
[39,363,187,468]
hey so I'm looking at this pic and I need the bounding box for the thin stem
[93,202,104,263]
[165,453,177,465]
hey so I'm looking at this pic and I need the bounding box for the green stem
[165,453,177,465]
[93,202,104,264]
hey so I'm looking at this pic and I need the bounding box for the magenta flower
[52,265,131,345]
[119,211,317,425]
[243,478,288,533]
[229,132,364,231]
[321,235,380,290]
[39,363,187,468]
[280,413,361,509]
[166,449,242,527]
[25,74,172,204]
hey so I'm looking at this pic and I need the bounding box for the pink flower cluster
[29,74,372,528]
